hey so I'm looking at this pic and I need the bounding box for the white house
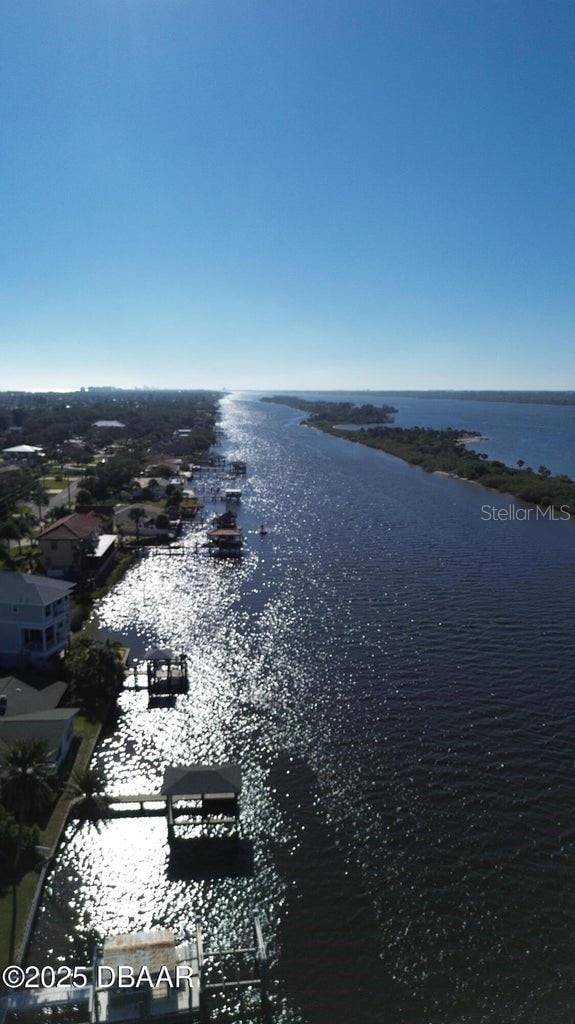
[0,572,74,667]
[2,444,45,462]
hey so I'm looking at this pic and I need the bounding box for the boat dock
[78,764,242,839]
[1,918,268,1023]
[126,649,189,705]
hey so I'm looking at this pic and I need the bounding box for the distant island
[262,395,575,515]
[260,395,397,424]
[362,390,575,407]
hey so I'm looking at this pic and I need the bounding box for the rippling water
[30,394,575,1024]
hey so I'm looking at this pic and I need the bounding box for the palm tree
[128,506,146,543]
[0,519,23,552]
[0,740,55,958]
[31,483,48,523]
[517,459,525,469]
[65,766,109,829]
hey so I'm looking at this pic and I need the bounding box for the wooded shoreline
[262,395,575,516]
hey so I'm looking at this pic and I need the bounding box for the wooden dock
[80,765,243,839]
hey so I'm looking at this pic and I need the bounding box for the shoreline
[261,396,575,519]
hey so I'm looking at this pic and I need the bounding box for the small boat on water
[259,523,268,536]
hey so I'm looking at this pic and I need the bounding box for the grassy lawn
[40,476,66,490]
[0,716,102,970]
[0,874,38,971]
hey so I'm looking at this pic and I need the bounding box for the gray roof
[0,571,74,606]
[161,764,242,798]
[0,676,67,716]
[2,708,78,722]
[0,709,78,760]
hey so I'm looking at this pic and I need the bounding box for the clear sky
[1,0,575,391]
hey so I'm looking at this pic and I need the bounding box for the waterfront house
[114,504,173,540]
[0,571,74,667]
[74,504,115,529]
[0,708,78,768]
[38,512,117,581]
[144,457,181,476]
[0,675,78,767]
[179,490,200,519]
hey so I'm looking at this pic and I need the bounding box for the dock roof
[161,764,242,798]
[144,646,176,661]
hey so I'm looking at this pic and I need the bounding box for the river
[29,393,575,1024]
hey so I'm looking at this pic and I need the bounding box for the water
[285,390,575,477]
[30,394,575,1024]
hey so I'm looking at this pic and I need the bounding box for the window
[45,626,55,647]
[51,542,58,551]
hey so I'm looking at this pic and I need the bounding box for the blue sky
[1,0,575,391]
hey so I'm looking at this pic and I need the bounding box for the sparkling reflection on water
[31,395,575,1024]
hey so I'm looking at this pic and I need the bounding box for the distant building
[114,504,172,539]
[0,572,74,667]
[92,420,126,429]
[62,437,87,453]
[38,512,117,580]
[0,675,78,767]
[2,444,45,461]
[144,457,181,475]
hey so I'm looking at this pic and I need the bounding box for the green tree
[76,488,93,505]
[0,741,54,958]
[128,506,147,542]
[49,503,70,521]
[30,483,48,522]
[0,807,43,959]
[0,519,23,552]
[65,636,125,719]
[65,766,109,828]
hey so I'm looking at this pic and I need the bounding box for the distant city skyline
[2,1,575,390]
